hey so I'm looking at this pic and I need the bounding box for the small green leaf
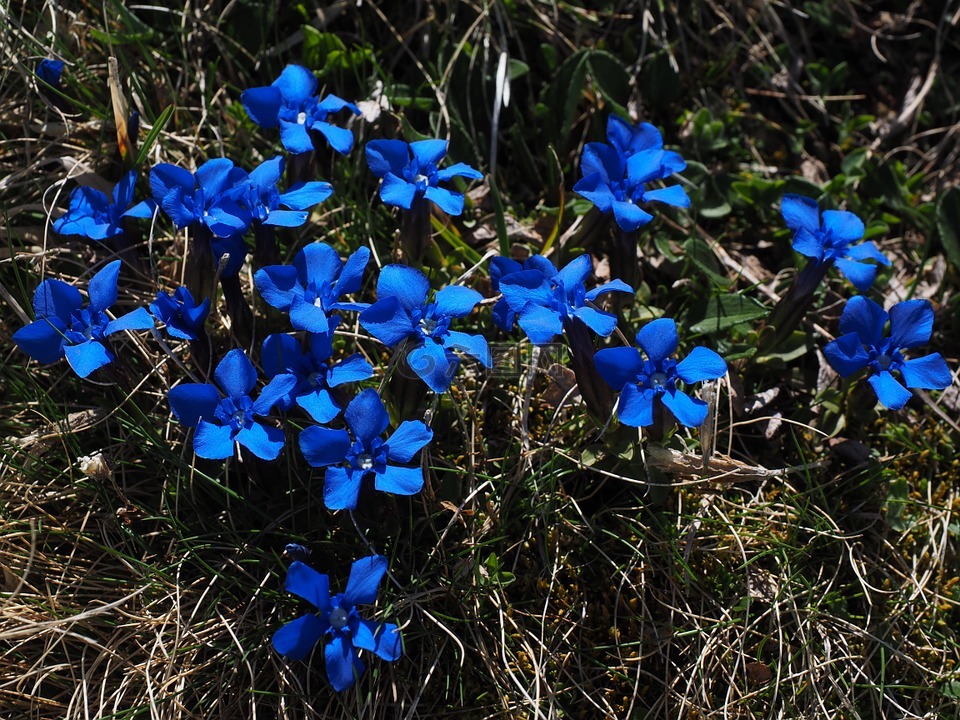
[936,186,960,271]
[136,104,173,167]
[690,295,768,335]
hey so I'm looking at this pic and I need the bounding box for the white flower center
[329,607,348,630]
[358,453,374,471]
[419,317,437,335]
[650,372,668,388]
[297,111,307,124]
[415,173,429,184]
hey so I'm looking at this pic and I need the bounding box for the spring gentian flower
[299,389,433,510]
[241,65,359,155]
[365,139,482,216]
[241,156,333,227]
[262,319,374,422]
[255,243,370,332]
[358,265,490,392]
[497,254,633,344]
[574,116,689,231]
[272,556,402,691]
[149,287,210,340]
[823,296,951,409]
[488,255,558,332]
[13,260,154,378]
[594,318,727,427]
[37,59,65,88]
[53,171,146,241]
[167,349,296,460]
[781,194,890,291]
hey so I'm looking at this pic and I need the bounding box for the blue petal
[375,464,425,496]
[285,560,330,610]
[636,318,678,364]
[317,94,359,115]
[556,254,592,290]
[297,388,342,423]
[626,148,667,184]
[379,173,418,210]
[280,120,315,155]
[868,370,912,410]
[241,86,282,128]
[13,318,67,364]
[376,265,429,312]
[385,420,433,462]
[900,353,951,390]
[149,164,195,204]
[312,121,354,155]
[573,172,616,213]
[838,296,887,347]
[792,227,824,259]
[424,185,464,215]
[410,139,448,167]
[168,383,220,427]
[443,330,491,366]
[822,210,864,242]
[594,347,643,390]
[324,635,364,692]
[253,373,299,415]
[195,158,239,198]
[436,162,482,182]
[104,307,154,335]
[33,278,82,322]
[433,285,482,318]
[88,260,121,312]
[581,143,623,183]
[407,340,458,392]
[263,210,309,228]
[210,235,248,278]
[204,201,251,238]
[289,297,333,333]
[274,64,318,103]
[845,241,891,266]
[272,614,326,660]
[780,194,820,233]
[517,304,563,345]
[345,389,389,443]
[299,427,351,467]
[491,299,515,330]
[584,278,633,301]
[488,256,523,288]
[235,422,285,460]
[661,387,708,427]
[889,299,934,350]
[365,139,410,178]
[323,466,363,510]
[248,157,284,194]
[835,258,878,291]
[123,199,157,220]
[255,266,300,311]
[336,246,370,297]
[159,189,199,229]
[295,242,343,292]
[343,554,387,606]
[572,306,618,337]
[112,170,138,209]
[612,200,653,231]
[279,181,333,210]
[215,348,257,398]
[823,333,871,377]
[261,333,302,379]
[358,297,416,348]
[642,184,690,208]
[328,354,374,387]
[64,340,113,378]
[193,420,235,459]
[676,346,727,383]
[308,326,335,363]
[350,618,402,661]
[498,271,553,312]
[617,383,656,427]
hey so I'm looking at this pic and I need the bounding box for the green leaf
[690,295,768,335]
[683,235,731,287]
[136,104,173,167]
[935,186,960,271]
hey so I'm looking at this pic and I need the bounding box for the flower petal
[443,330,491,366]
[385,420,433,462]
[261,333,302,379]
[285,564,330,609]
[436,162,482,182]
[215,348,257,398]
[433,285,482,318]
[573,172,616,213]
[823,332,871,377]
[193,420,235,459]
[423,185,464,215]
[350,618,402,661]
[168,383,220,427]
[88,260,121,312]
[407,339,459,392]
[327,354,374,387]
[612,200,654,231]
[822,210,864,242]
[900,353,951,390]
[274,64,318,103]
[323,465,363,510]
[780,194,820,233]
[295,242,343,292]
[594,347,644,391]
[344,388,389,443]
[498,270,553,312]
[410,139,448,167]
[617,383,656,427]
[636,318,678,364]
[676,346,727,384]
[279,120,315,155]
[517,304,563,345]
[845,240,891,266]
[324,635,365,692]
[359,297,416,348]
[242,86,283,128]
[253,373,299,415]
[299,426,351,467]
[33,278,82,321]
[272,614,326,660]
[195,158,239,198]
[279,181,334,210]
[297,388,341,423]
[104,307,154,335]
[376,264,430,312]
[13,318,67,364]
[365,139,410,178]
[642,184,690,208]
[868,370,912,410]
[375,464,425,496]
[235,422,285,460]
[584,279,633,301]
[661,387,708,427]
[838,296,887,347]
[256,265,300,312]
[336,246,370,297]
[889,299,934,350]
[834,258,878,291]
[289,297,334,333]
[343,554,387,606]
[379,172,417,210]
[312,121,354,155]
[149,164,195,204]
[572,306,618,337]
[63,340,113,378]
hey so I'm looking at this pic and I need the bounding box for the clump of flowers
[823,296,951,409]
[272,555,402,691]
[53,170,148,241]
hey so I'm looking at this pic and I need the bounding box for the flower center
[329,607,348,630]
[415,173,429,185]
[231,409,246,425]
[419,316,438,335]
[650,372,668,388]
[297,111,307,124]
[877,353,892,370]
[357,453,374,471]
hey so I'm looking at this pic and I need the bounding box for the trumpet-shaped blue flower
[272,556,402,692]
[781,194,890,291]
[365,139,482,216]
[488,254,558,332]
[13,260,154,378]
[574,116,689,232]
[358,265,490,392]
[497,254,633,345]
[167,349,296,460]
[262,319,374,423]
[255,243,370,332]
[53,171,148,241]
[241,65,359,155]
[241,156,333,227]
[299,388,433,510]
[823,296,951,410]
[594,318,727,427]
[149,287,210,341]
[37,59,65,88]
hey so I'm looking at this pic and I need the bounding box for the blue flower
[358,264,490,392]
[365,139,482,216]
[262,319,374,423]
[241,65,359,155]
[574,116,689,232]
[37,59,64,88]
[241,156,333,227]
[13,260,154,378]
[488,255,557,331]
[594,318,727,427]
[167,349,297,460]
[781,194,890,291]
[53,171,147,241]
[298,388,433,510]
[272,556,402,692]
[497,254,633,344]
[255,243,370,332]
[823,296,951,410]
[149,287,210,341]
